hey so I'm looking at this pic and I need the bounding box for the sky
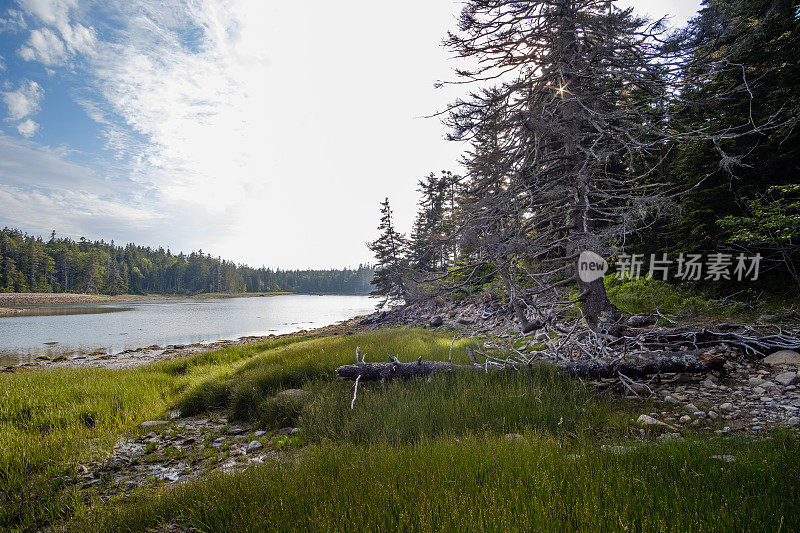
[0,0,702,269]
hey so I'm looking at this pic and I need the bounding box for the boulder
[763,350,800,367]
[429,315,444,327]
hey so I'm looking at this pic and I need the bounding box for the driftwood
[335,348,725,382]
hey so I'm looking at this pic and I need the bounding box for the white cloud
[3,80,43,120]
[19,27,67,64]
[16,118,39,137]
[16,0,95,66]
[0,9,27,33]
[18,0,76,27]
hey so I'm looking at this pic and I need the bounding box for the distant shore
[0,292,292,315]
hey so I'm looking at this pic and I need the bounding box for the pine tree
[368,198,410,304]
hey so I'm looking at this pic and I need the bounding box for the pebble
[719,403,735,411]
[680,415,692,424]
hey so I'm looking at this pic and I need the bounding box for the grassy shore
[1,328,797,531]
[0,291,293,308]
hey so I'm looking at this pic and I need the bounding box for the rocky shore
[2,316,369,372]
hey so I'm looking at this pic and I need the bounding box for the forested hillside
[0,228,373,295]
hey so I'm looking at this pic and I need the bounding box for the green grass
[302,368,637,445]
[603,276,792,320]
[3,327,799,531]
[75,433,800,532]
[0,335,309,530]
[174,328,474,422]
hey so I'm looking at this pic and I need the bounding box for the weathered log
[335,352,725,382]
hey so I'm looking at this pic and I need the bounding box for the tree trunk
[578,276,619,329]
[336,352,724,382]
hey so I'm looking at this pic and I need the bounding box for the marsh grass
[0,336,309,530]
[0,329,463,529]
[302,368,638,445]
[76,433,800,532]
[4,328,799,532]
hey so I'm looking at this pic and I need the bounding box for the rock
[140,420,167,428]
[788,417,800,426]
[748,377,766,387]
[275,427,296,436]
[763,350,800,367]
[711,455,736,463]
[719,402,735,411]
[625,314,656,328]
[275,389,309,402]
[245,440,263,454]
[679,415,692,424]
[685,403,699,412]
[226,427,246,436]
[708,410,718,419]
[253,430,266,437]
[702,378,716,388]
[664,395,678,405]
[775,372,800,387]
[637,414,676,430]
[429,316,444,327]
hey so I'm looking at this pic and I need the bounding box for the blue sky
[0,0,702,268]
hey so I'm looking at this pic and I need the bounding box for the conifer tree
[368,198,410,304]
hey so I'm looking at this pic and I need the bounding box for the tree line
[0,228,374,295]
[368,0,799,326]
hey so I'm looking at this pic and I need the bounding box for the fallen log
[335,350,725,382]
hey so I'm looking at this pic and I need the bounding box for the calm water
[0,294,376,365]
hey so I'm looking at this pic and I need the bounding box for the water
[0,294,377,365]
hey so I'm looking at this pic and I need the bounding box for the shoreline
[2,314,371,372]
[0,291,293,310]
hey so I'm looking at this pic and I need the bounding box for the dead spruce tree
[443,0,679,329]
